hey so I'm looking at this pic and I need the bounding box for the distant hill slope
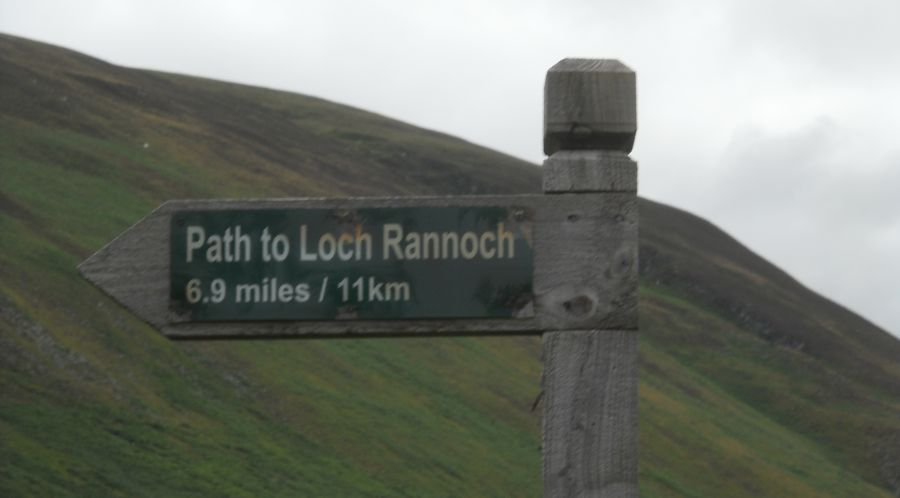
[1,33,898,497]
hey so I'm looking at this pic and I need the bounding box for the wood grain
[542,330,638,498]
[543,151,637,193]
[78,194,637,338]
[541,58,639,498]
[544,59,637,155]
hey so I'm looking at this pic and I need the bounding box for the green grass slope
[639,201,900,496]
[1,33,898,497]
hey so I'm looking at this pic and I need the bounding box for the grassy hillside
[1,33,899,497]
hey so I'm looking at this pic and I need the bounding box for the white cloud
[703,118,900,333]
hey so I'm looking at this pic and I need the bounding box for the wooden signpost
[80,59,639,497]
[541,59,638,498]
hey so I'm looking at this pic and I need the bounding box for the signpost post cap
[543,58,637,155]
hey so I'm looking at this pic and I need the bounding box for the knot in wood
[607,249,634,278]
[562,295,593,317]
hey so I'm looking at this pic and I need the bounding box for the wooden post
[541,59,639,497]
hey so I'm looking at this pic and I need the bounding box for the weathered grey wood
[78,194,637,339]
[543,151,637,193]
[542,330,638,498]
[544,59,637,155]
[541,58,639,498]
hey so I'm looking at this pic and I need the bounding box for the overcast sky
[2,0,898,337]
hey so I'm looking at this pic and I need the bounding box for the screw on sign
[79,59,638,498]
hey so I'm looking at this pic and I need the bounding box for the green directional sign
[169,206,534,321]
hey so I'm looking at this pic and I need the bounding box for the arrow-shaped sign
[79,194,637,339]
